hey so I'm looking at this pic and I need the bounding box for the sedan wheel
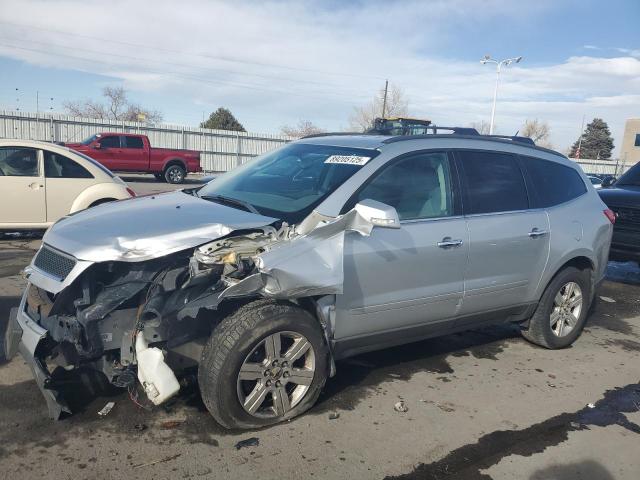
[237,331,315,418]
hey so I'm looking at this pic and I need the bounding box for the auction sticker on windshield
[324,155,371,166]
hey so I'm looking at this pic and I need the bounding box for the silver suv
[7,129,613,429]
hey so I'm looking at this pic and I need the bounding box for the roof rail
[483,134,535,146]
[301,131,365,139]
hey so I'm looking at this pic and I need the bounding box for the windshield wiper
[200,194,261,214]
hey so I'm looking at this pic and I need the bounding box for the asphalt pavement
[0,176,639,480]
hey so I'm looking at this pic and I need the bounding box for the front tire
[164,164,186,184]
[198,300,329,429]
[521,266,592,349]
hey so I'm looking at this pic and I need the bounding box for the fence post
[236,133,242,167]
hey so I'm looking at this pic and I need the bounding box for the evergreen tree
[200,107,245,132]
[569,118,614,159]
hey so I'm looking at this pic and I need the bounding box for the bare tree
[281,120,325,138]
[63,86,162,124]
[521,119,552,148]
[469,120,491,135]
[349,84,409,132]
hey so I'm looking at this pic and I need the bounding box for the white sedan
[0,139,135,230]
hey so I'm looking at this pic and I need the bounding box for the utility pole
[381,80,389,118]
[36,91,39,114]
[576,115,585,159]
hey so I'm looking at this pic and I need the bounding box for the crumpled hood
[43,190,278,262]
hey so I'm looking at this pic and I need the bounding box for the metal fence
[0,110,291,172]
[1,111,634,176]
[570,157,633,177]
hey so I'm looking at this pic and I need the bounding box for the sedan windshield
[616,163,640,186]
[197,143,379,224]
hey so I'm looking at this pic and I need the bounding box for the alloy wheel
[236,331,315,418]
[550,281,583,337]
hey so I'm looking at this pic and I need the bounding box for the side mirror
[354,199,400,229]
[601,176,615,188]
[93,143,101,150]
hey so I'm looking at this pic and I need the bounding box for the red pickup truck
[65,133,202,184]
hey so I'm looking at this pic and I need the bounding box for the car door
[43,150,96,222]
[96,135,124,170]
[333,151,468,348]
[120,136,147,170]
[0,146,46,225]
[454,150,550,323]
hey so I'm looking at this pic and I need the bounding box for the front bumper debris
[15,291,71,419]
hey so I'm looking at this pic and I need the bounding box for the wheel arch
[162,158,187,172]
[539,253,596,303]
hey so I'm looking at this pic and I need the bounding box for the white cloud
[0,0,637,154]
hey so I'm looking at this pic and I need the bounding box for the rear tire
[521,266,592,349]
[198,300,329,429]
[164,164,186,184]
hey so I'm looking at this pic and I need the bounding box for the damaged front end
[12,199,398,419]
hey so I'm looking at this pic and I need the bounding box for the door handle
[437,237,464,248]
[528,228,548,238]
[28,182,44,190]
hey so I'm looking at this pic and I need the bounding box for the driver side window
[355,152,453,221]
[99,136,121,148]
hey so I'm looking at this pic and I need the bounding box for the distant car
[598,162,640,264]
[0,140,135,230]
[64,133,202,184]
[588,175,603,189]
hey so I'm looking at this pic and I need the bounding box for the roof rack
[382,129,536,146]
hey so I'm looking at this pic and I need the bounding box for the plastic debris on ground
[235,437,260,450]
[394,401,408,413]
[328,411,340,420]
[98,401,115,416]
[599,296,616,303]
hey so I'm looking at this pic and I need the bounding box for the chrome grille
[33,245,76,280]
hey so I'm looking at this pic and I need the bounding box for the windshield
[616,163,640,186]
[197,143,379,224]
[80,134,100,145]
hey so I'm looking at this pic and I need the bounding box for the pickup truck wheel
[198,300,329,429]
[164,164,186,184]
[521,266,591,349]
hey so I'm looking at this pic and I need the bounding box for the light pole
[480,55,523,135]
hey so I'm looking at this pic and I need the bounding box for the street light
[480,55,523,135]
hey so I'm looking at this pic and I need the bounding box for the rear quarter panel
[537,190,612,300]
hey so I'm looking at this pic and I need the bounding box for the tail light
[603,209,616,224]
[126,187,136,197]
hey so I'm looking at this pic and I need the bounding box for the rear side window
[44,151,93,179]
[124,136,144,149]
[99,136,121,148]
[457,150,528,215]
[523,156,587,207]
[0,147,39,176]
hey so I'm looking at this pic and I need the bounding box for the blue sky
[0,0,638,153]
